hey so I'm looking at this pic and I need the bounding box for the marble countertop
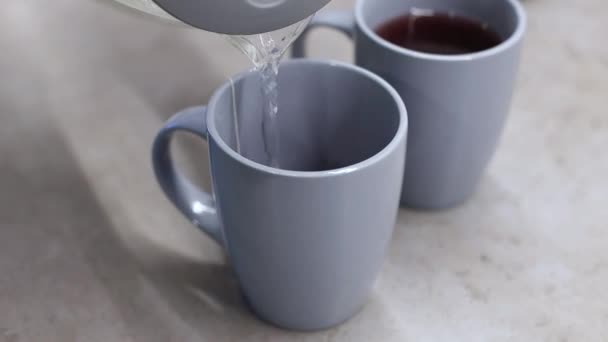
[1,0,606,341]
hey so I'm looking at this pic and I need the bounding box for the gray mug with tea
[294,0,526,209]
[152,60,408,330]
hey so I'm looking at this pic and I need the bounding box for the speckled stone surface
[1,0,607,341]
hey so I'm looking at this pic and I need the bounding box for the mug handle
[152,106,224,246]
[292,10,355,58]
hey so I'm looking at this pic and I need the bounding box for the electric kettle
[111,0,331,34]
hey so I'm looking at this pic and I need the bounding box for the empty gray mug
[293,0,526,209]
[152,60,408,331]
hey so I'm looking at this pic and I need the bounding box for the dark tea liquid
[375,10,503,55]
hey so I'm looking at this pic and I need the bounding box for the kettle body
[111,0,331,34]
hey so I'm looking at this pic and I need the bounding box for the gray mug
[294,0,526,209]
[152,60,408,331]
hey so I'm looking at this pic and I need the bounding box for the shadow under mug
[152,60,408,331]
[294,0,526,209]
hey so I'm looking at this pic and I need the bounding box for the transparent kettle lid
[110,0,331,34]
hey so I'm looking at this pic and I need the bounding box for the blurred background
[0,0,606,341]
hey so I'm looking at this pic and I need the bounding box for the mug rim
[206,59,408,179]
[355,0,527,62]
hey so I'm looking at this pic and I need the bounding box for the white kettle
[111,0,331,34]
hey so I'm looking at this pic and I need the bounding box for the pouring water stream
[224,16,313,168]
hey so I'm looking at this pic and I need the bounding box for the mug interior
[359,0,522,49]
[210,60,403,172]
